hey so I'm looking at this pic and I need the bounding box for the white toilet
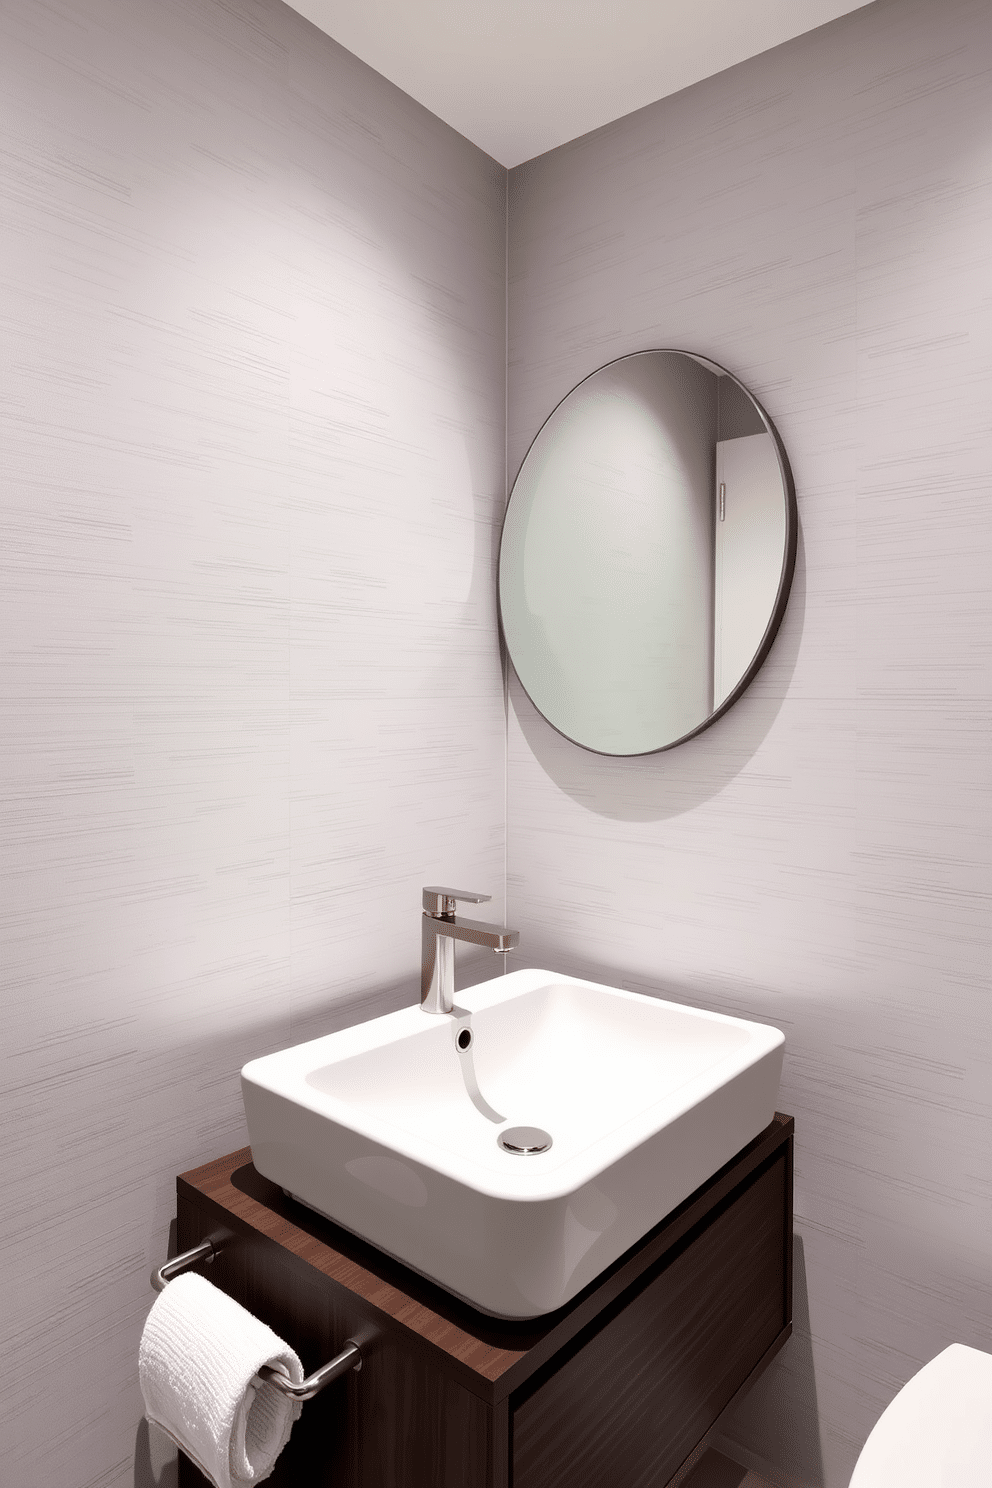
[849,1342,992,1486]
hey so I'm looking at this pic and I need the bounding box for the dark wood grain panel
[177,1114,793,1394]
[511,1154,789,1488]
[173,1117,792,1488]
[176,1197,494,1488]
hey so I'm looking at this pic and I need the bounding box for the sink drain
[498,1126,553,1155]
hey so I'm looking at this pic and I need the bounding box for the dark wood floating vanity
[175,1113,793,1488]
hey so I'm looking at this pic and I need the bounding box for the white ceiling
[285,0,875,168]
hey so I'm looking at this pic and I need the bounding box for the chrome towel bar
[151,1239,218,1292]
[150,1239,362,1401]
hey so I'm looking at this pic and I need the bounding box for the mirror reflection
[498,351,796,756]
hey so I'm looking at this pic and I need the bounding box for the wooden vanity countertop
[178,1112,793,1388]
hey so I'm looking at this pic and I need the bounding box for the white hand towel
[139,1270,304,1488]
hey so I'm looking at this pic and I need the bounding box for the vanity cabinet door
[510,1151,789,1488]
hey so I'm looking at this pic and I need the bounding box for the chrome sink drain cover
[498,1126,553,1155]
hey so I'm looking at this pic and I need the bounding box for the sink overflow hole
[456,1028,473,1051]
[498,1126,553,1155]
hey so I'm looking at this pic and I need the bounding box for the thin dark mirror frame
[499,349,799,756]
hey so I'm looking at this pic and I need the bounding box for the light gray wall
[0,1,506,1484]
[5,0,991,1484]
[506,1,992,1484]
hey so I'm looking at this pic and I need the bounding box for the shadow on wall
[134,1419,177,1488]
[510,525,806,823]
[712,1236,826,1488]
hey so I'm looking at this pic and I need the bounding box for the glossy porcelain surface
[849,1344,992,1488]
[242,969,784,1317]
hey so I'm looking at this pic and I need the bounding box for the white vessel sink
[241,969,784,1318]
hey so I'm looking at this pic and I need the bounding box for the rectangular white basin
[241,969,784,1318]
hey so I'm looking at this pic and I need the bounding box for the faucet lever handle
[422,886,492,916]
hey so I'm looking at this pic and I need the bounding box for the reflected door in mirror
[714,432,787,709]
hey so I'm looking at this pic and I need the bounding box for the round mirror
[499,350,797,756]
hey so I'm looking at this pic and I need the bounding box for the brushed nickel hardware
[719,481,726,521]
[422,886,490,916]
[150,1239,362,1399]
[498,1126,553,1154]
[256,1343,362,1401]
[151,1238,217,1292]
[421,885,519,1015]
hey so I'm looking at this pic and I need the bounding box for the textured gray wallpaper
[0,1,506,1484]
[506,1,992,1484]
[4,0,991,1484]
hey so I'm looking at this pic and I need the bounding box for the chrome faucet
[421,886,519,1014]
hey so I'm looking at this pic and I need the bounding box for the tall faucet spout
[420,887,520,1014]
